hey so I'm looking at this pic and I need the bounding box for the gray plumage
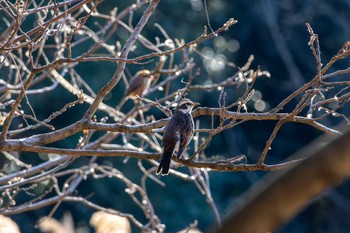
[156,99,198,175]
[116,70,153,111]
[125,70,153,99]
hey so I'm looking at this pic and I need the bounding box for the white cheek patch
[142,81,151,95]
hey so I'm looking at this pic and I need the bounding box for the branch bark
[214,128,350,233]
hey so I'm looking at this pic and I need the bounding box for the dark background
[3,0,350,232]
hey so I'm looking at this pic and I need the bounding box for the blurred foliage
[2,0,350,232]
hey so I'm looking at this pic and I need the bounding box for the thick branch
[8,110,340,146]
[0,140,302,172]
[214,129,350,233]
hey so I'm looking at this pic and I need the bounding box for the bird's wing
[157,121,180,175]
[162,120,180,155]
[125,76,143,97]
[177,113,194,158]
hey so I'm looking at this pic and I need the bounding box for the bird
[125,69,154,99]
[117,70,154,110]
[156,99,199,175]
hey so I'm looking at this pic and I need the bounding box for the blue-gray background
[3,0,350,232]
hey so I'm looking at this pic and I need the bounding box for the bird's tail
[156,151,172,175]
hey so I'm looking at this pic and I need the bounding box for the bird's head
[136,70,154,81]
[175,99,199,113]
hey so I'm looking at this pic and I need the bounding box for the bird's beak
[193,102,200,107]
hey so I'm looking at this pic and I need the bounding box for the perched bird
[117,70,154,110]
[125,69,154,99]
[156,99,199,175]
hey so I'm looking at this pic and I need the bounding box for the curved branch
[0,141,302,172]
[7,110,340,146]
[83,0,160,120]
